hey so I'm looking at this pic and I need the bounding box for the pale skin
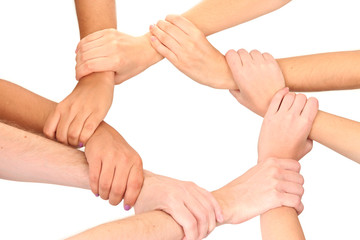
[41,0,143,212]
[74,0,291,84]
[45,0,118,147]
[0,79,226,240]
[148,15,360,164]
[0,121,304,240]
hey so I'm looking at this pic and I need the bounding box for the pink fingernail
[217,214,224,223]
[95,193,99,197]
[124,205,131,211]
[149,24,154,30]
[78,142,84,148]
[150,36,156,42]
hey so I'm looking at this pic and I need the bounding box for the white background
[0,0,360,239]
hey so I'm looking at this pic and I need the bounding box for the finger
[301,97,319,121]
[150,24,182,54]
[280,170,304,185]
[280,193,302,213]
[76,57,117,80]
[305,139,313,153]
[191,188,216,236]
[88,157,102,197]
[169,204,199,240]
[184,195,209,239]
[149,35,178,63]
[262,52,276,62]
[67,112,90,147]
[249,49,264,62]
[237,49,252,66]
[108,166,129,206]
[278,181,304,196]
[165,14,199,36]
[79,114,102,145]
[229,89,244,105]
[76,45,111,65]
[275,158,301,172]
[225,49,244,85]
[265,87,289,115]
[76,37,108,55]
[278,92,296,112]
[76,29,107,53]
[123,165,144,210]
[198,188,223,228]
[56,113,76,145]
[156,20,189,45]
[289,94,307,115]
[43,111,60,139]
[296,201,305,215]
[98,162,116,200]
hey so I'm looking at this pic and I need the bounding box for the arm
[0,78,143,209]
[74,0,291,83]
[0,120,304,239]
[149,15,360,90]
[43,0,117,148]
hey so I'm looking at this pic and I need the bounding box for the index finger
[165,14,199,36]
[76,29,107,53]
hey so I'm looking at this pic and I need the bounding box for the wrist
[79,71,115,86]
[212,189,232,225]
[141,32,164,66]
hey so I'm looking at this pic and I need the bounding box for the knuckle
[100,181,111,191]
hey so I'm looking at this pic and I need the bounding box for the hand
[85,122,143,208]
[75,29,163,84]
[134,171,223,240]
[258,88,319,162]
[226,49,285,117]
[149,15,236,89]
[43,72,114,147]
[213,157,305,225]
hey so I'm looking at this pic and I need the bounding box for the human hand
[85,121,143,209]
[226,49,285,117]
[149,15,236,89]
[75,29,163,85]
[213,157,304,225]
[134,171,223,240]
[43,72,114,147]
[258,88,319,162]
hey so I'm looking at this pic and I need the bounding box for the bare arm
[278,50,360,91]
[310,110,360,162]
[182,0,291,36]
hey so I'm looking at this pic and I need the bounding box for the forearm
[309,110,360,163]
[0,122,89,189]
[0,79,56,133]
[74,0,116,82]
[261,207,305,240]
[278,50,360,91]
[215,50,360,90]
[67,211,183,240]
[182,0,290,36]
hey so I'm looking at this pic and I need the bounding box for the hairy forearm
[182,0,290,36]
[261,207,305,240]
[67,211,183,240]
[0,122,89,189]
[310,110,360,163]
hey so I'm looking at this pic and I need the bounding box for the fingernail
[95,193,99,197]
[150,36,156,42]
[149,24,154,30]
[217,214,224,223]
[78,142,83,148]
[124,204,131,211]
